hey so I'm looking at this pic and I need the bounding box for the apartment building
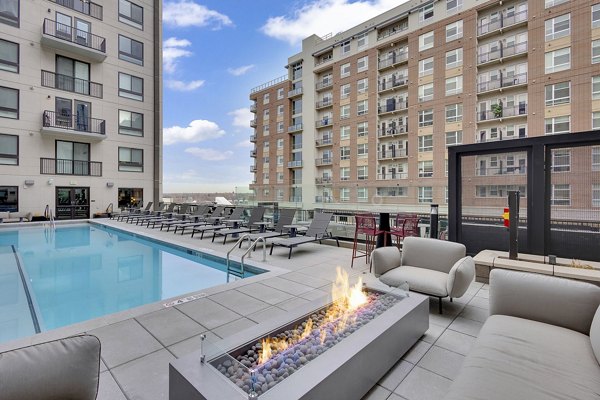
[0,0,162,219]
[249,0,600,214]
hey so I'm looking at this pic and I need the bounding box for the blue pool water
[0,223,263,343]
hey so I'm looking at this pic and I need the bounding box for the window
[340,187,350,202]
[593,4,600,29]
[357,122,368,137]
[119,0,143,29]
[0,0,19,26]
[593,147,600,171]
[551,184,570,205]
[277,155,283,166]
[341,63,351,77]
[447,0,462,13]
[340,167,350,181]
[340,105,350,120]
[419,31,434,51]
[545,47,571,73]
[594,76,600,100]
[357,78,368,93]
[418,83,434,102]
[119,110,143,136]
[446,48,463,69]
[119,35,143,65]
[356,32,368,48]
[357,187,368,202]
[118,147,143,172]
[262,156,270,164]
[545,0,568,9]
[340,146,350,160]
[377,187,408,197]
[118,73,143,101]
[419,109,434,127]
[263,93,269,104]
[277,104,284,116]
[357,56,368,72]
[277,121,284,133]
[545,81,570,106]
[419,57,434,77]
[0,186,17,211]
[0,133,17,165]
[277,138,283,149]
[341,40,350,55]
[357,143,368,159]
[357,165,368,180]
[593,40,600,64]
[593,184,600,207]
[418,186,433,203]
[263,141,270,150]
[277,88,284,99]
[445,103,463,122]
[551,149,570,172]
[418,135,433,152]
[545,116,570,135]
[0,86,18,119]
[292,63,302,80]
[593,112,600,130]
[277,172,284,183]
[264,109,271,120]
[357,99,368,116]
[545,14,570,41]
[446,20,463,42]
[340,83,351,99]
[445,76,463,96]
[419,3,434,23]
[340,126,350,140]
[0,39,18,73]
[445,131,462,146]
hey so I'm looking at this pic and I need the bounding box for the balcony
[315,136,333,147]
[378,76,408,93]
[315,158,333,166]
[377,172,408,180]
[250,134,257,143]
[250,165,257,173]
[378,124,408,138]
[477,104,528,122]
[41,70,103,98]
[477,8,528,38]
[316,80,333,91]
[377,23,408,42]
[289,196,303,203]
[250,119,257,128]
[41,110,106,141]
[476,166,526,176]
[315,196,334,203]
[477,72,527,94]
[287,161,303,168]
[378,52,409,70]
[288,123,303,133]
[250,150,257,158]
[477,41,528,66]
[288,87,303,98]
[315,176,333,185]
[316,118,333,128]
[41,19,106,62]
[250,104,257,113]
[378,100,408,116]
[40,158,102,176]
[50,0,103,20]
[377,148,408,160]
[316,98,333,109]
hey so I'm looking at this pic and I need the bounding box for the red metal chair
[390,214,420,248]
[351,214,386,268]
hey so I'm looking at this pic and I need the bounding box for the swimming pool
[0,223,264,344]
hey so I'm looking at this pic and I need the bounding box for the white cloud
[165,79,205,91]
[164,1,233,29]
[184,147,234,161]
[163,37,192,73]
[261,0,407,45]
[228,108,253,129]
[227,65,255,76]
[236,140,253,148]
[164,120,225,145]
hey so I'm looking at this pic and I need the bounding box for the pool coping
[0,219,290,353]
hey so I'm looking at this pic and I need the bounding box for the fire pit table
[170,270,428,400]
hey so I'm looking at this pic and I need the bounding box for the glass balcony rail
[377,23,408,41]
[315,137,333,146]
[377,172,408,180]
[316,80,333,91]
[250,104,257,113]
[316,98,333,109]
[250,165,257,173]
[477,72,527,93]
[42,110,105,135]
[315,176,333,184]
[475,166,527,176]
[43,19,106,53]
[477,8,528,37]
[477,41,528,64]
[40,158,102,176]
[477,104,528,122]
[315,158,333,166]
[377,148,408,160]
[250,150,257,157]
[250,134,257,142]
[378,100,408,115]
[377,124,408,138]
[292,142,303,150]
[378,51,409,69]
[289,196,303,202]
[287,161,303,168]
[250,119,257,127]
[315,54,333,67]
[41,70,103,98]
[288,123,303,133]
[315,196,334,203]
[288,87,303,97]
[316,118,333,128]
[378,76,408,92]
[50,0,103,20]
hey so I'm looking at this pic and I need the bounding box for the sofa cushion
[380,265,448,297]
[445,315,600,400]
[591,305,600,365]
[447,256,475,298]
[401,237,465,274]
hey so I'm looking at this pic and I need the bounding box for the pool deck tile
[175,298,242,330]
[111,349,175,400]
[236,282,296,304]
[135,308,207,347]
[208,289,271,316]
[211,317,257,339]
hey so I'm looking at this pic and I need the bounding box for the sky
[161,0,408,193]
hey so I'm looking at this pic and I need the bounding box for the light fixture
[47,179,54,185]
[24,180,35,186]
[106,182,114,188]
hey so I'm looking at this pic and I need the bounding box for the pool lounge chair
[269,212,339,259]
[125,203,165,223]
[175,206,225,235]
[212,206,266,244]
[245,208,297,243]
[190,207,246,239]
[130,203,174,224]
[117,201,152,221]
[161,204,211,232]
[153,204,191,229]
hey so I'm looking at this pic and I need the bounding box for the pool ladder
[226,234,267,279]
[44,205,55,230]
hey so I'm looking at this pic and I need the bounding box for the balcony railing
[377,172,408,180]
[250,150,257,157]
[250,104,257,113]
[50,0,103,20]
[288,87,303,98]
[316,119,333,128]
[316,80,333,91]
[250,119,257,128]
[377,23,408,41]
[378,100,408,115]
[289,196,303,203]
[315,158,333,166]
[477,8,528,37]
[477,41,528,65]
[477,72,527,93]
[288,123,303,133]
[378,124,408,138]
[378,52,409,69]
[41,70,103,98]
[476,166,526,176]
[40,158,102,176]
[43,19,106,53]
[477,104,528,122]
[287,161,303,168]
[250,134,257,142]
[315,196,334,203]
[315,176,333,184]
[316,98,333,109]
[315,137,333,146]
[377,148,408,160]
[378,76,408,92]
[42,110,106,135]
[250,165,257,173]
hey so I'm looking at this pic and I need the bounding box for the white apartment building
[0,0,162,219]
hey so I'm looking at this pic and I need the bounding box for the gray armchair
[0,335,101,400]
[372,237,475,313]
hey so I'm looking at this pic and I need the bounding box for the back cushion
[590,306,600,365]
[402,237,466,273]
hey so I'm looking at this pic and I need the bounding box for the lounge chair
[124,202,164,223]
[117,201,152,221]
[269,212,339,259]
[245,208,297,243]
[190,207,245,239]
[130,203,174,225]
[212,207,266,244]
[161,204,211,232]
[153,204,191,229]
[176,206,225,235]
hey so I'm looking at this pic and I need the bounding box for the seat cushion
[401,237,465,274]
[445,315,600,400]
[380,265,448,297]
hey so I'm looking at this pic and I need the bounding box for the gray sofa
[0,211,32,223]
[371,237,475,313]
[445,269,600,400]
[0,335,101,400]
